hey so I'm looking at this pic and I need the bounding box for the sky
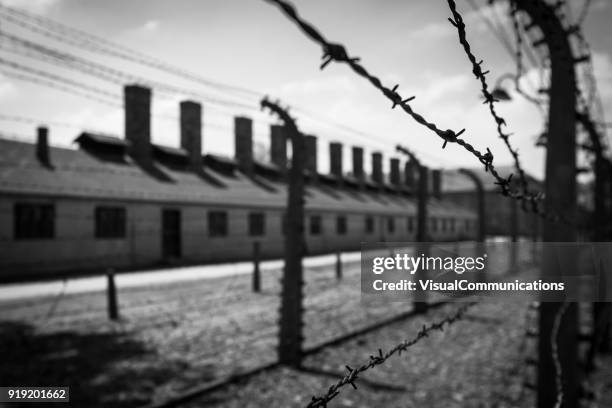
[0,0,611,179]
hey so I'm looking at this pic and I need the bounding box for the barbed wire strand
[551,302,569,408]
[304,302,477,408]
[262,0,566,223]
[445,0,537,211]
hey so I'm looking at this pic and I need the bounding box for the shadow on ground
[0,320,218,407]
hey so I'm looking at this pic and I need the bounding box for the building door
[162,209,181,259]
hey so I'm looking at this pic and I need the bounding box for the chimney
[390,158,400,186]
[36,126,50,167]
[304,134,318,177]
[352,146,364,181]
[125,84,152,163]
[235,116,253,175]
[432,169,442,199]
[329,142,343,180]
[180,100,202,169]
[404,161,416,190]
[270,125,287,170]
[371,152,383,185]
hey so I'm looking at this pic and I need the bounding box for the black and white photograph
[1,0,611,407]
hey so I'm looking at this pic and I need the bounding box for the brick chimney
[36,126,50,167]
[180,100,202,169]
[371,152,383,185]
[125,85,152,163]
[304,134,318,178]
[234,116,253,175]
[352,146,364,181]
[432,169,442,199]
[404,161,416,190]
[270,125,287,170]
[329,142,343,180]
[390,158,400,186]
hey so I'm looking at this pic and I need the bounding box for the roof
[0,137,476,218]
[441,165,543,193]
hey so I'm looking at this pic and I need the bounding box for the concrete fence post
[253,241,261,293]
[107,271,119,320]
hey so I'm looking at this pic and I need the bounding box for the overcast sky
[1,0,610,178]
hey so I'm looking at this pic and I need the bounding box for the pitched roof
[0,136,476,217]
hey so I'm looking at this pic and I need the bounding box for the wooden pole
[335,251,342,280]
[253,241,261,293]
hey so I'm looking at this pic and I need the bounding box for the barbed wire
[263,0,569,223]
[551,302,569,408]
[445,0,539,212]
[266,0,524,199]
[304,302,477,408]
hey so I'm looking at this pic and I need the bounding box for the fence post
[414,164,428,314]
[459,169,486,281]
[253,241,261,293]
[262,99,305,368]
[509,199,518,272]
[335,251,342,280]
[107,271,119,320]
[513,2,579,407]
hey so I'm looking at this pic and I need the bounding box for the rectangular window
[387,217,395,233]
[310,215,322,235]
[14,203,54,239]
[336,216,347,235]
[365,215,374,234]
[249,212,265,236]
[208,211,228,237]
[441,218,447,232]
[430,218,438,232]
[95,207,126,238]
[450,219,456,233]
[407,217,414,232]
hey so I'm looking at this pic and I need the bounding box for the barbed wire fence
[259,1,610,407]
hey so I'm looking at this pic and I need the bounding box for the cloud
[410,1,507,40]
[0,73,17,100]
[2,0,60,13]
[141,20,160,32]
[278,75,357,96]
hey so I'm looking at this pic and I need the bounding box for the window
[407,217,414,232]
[336,216,347,235]
[450,219,456,233]
[208,211,228,237]
[365,215,374,234]
[310,215,322,235]
[14,203,54,239]
[249,212,265,236]
[95,207,126,238]
[387,217,395,233]
[430,218,438,232]
[441,218,447,232]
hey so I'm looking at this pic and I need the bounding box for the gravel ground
[185,299,535,408]
[1,246,610,408]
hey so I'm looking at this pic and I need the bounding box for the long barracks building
[0,85,482,282]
